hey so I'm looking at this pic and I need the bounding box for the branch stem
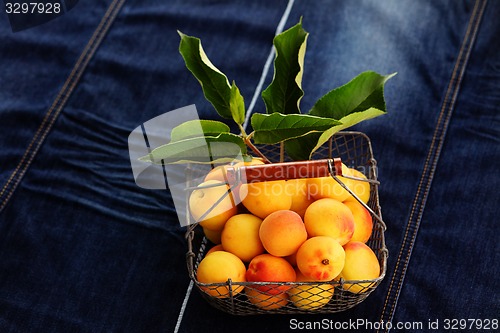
[244,133,272,164]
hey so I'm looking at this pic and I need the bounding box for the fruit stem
[279,141,285,163]
[322,259,330,265]
[238,123,248,138]
[244,132,272,164]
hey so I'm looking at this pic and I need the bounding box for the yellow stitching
[378,1,487,331]
[0,0,126,211]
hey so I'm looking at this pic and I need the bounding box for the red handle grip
[225,158,342,184]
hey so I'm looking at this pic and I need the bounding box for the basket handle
[225,158,342,184]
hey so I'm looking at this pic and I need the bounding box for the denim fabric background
[0,0,498,332]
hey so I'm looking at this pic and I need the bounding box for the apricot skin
[259,210,307,257]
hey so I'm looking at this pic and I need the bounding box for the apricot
[221,214,265,262]
[204,164,231,182]
[339,241,380,293]
[343,168,371,204]
[233,157,266,168]
[245,287,288,310]
[246,254,296,295]
[285,252,297,267]
[304,198,355,245]
[307,163,353,202]
[204,158,265,182]
[344,200,373,243]
[205,244,224,256]
[240,180,292,219]
[202,226,222,244]
[205,158,265,203]
[189,180,237,231]
[259,210,307,257]
[196,251,246,298]
[296,236,345,281]
[286,179,315,218]
[288,269,334,310]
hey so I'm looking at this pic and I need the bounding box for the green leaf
[285,107,388,160]
[286,70,397,160]
[178,31,233,119]
[284,132,321,161]
[140,133,247,164]
[170,120,230,142]
[251,113,341,144]
[261,19,309,114]
[285,108,385,160]
[316,106,385,149]
[309,71,396,118]
[229,81,246,125]
[283,71,396,160]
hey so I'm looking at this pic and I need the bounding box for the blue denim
[0,0,498,332]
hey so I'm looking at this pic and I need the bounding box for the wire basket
[185,131,388,315]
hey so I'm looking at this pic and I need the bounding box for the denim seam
[0,0,127,213]
[242,0,296,130]
[173,2,297,331]
[377,1,488,331]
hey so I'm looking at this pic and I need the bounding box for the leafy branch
[142,20,395,164]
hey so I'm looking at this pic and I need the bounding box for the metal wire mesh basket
[185,131,388,315]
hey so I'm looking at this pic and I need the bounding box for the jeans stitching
[0,0,127,213]
[242,0,296,130]
[173,2,296,331]
[377,1,488,331]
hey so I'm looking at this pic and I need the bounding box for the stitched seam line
[377,1,488,332]
[173,2,296,331]
[0,0,127,213]
[242,0,296,130]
